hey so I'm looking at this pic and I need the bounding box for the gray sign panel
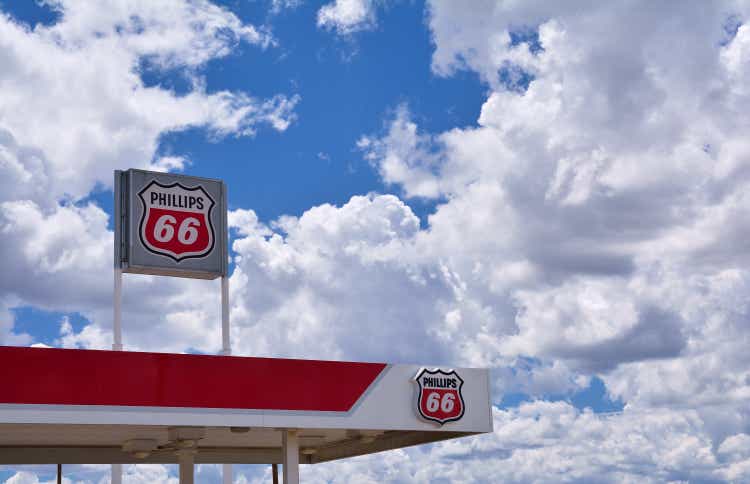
[115,169,227,279]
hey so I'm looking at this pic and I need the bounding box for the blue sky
[7,0,484,220]
[105,0,484,223]
[1,1,750,482]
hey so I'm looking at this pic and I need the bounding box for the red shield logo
[138,180,215,261]
[414,368,465,425]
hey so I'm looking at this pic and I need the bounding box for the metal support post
[112,269,123,483]
[272,464,279,484]
[56,464,61,484]
[222,463,232,484]
[111,464,122,484]
[220,275,232,483]
[221,275,230,355]
[178,450,195,484]
[113,269,123,351]
[282,429,299,484]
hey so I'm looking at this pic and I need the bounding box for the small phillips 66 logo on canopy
[414,368,465,425]
[138,180,215,261]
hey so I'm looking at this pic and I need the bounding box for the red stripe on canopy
[0,346,386,412]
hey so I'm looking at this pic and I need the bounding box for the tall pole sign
[113,168,231,483]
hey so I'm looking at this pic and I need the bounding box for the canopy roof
[0,346,492,464]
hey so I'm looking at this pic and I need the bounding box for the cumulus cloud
[0,202,112,320]
[265,402,745,483]
[317,0,377,35]
[355,0,750,393]
[4,472,56,484]
[228,194,458,363]
[0,129,53,208]
[0,0,297,203]
[358,105,444,198]
[270,0,303,14]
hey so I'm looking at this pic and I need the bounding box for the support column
[113,268,123,351]
[282,429,299,484]
[111,464,122,484]
[220,275,232,483]
[178,450,195,484]
[222,463,232,484]
[220,275,230,356]
[112,269,123,483]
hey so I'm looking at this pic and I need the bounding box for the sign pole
[113,171,123,483]
[221,275,232,483]
[221,275,230,356]
[112,267,123,484]
[113,268,123,351]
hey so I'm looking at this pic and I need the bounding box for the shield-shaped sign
[138,180,215,262]
[414,368,465,425]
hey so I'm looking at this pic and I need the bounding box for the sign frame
[115,169,228,280]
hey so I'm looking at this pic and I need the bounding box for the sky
[1,0,750,482]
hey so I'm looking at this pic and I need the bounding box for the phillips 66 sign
[115,169,227,279]
[414,368,465,425]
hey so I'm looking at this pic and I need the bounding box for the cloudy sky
[1,0,750,482]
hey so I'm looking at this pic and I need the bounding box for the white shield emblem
[138,180,215,261]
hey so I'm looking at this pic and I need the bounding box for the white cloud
[270,0,303,14]
[45,0,274,63]
[0,129,53,208]
[359,105,443,198]
[228,194,458,362]
[122,464,177,484]
[287,402,742,483]
[355,0,750,378]
[0,201,112,315]
[317,0,377,35]
[150,155,188,173]
[0,0,297,204]
[5,472,53,484]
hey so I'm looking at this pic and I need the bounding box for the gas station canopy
[0,346,492,466]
